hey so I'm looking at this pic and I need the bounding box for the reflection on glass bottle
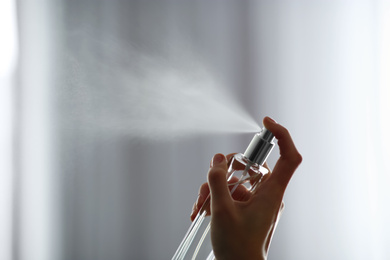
[172,127,275,260]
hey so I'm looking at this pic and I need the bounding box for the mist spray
[172,125,275,260]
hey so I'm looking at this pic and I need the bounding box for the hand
[190,117,302,260]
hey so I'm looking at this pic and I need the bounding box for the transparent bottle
[172,127,275,260]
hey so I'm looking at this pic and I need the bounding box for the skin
[190,117,302,260]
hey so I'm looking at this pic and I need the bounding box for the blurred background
[1,0,390,259]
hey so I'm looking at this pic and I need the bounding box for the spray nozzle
[243,127,275,166]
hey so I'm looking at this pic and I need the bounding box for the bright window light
[0,1,18,260]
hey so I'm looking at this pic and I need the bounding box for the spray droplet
[61,38,260,140]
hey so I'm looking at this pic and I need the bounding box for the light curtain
[3,1,390,259]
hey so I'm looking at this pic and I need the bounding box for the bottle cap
[244,128,275,165]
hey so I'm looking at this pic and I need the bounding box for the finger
[192,176,249,220]
[198,182,209,206]
[226,153,236,164]
[262,117,302,191]
[211,153,236,168]
[226,176,251,201]
[190,182,209,221]
[193,153,237,221]
[230,184,251,201]
[208,153,233,212]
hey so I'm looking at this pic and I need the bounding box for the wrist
[214,251,265,260]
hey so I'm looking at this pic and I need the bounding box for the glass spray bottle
[172,126,275,260]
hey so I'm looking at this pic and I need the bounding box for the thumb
[208,154,232,211]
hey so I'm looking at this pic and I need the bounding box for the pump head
[243,127,275,165]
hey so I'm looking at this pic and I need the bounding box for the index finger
[262,117,302,192]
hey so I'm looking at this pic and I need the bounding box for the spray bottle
[172,126,275,260]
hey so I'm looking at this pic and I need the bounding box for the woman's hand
[190,117,302,260]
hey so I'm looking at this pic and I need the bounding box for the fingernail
[191,195,203,221]
[266,116,277,123]
[196,194,204,207]
[191,205,196,217]
[212,154,224,166]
